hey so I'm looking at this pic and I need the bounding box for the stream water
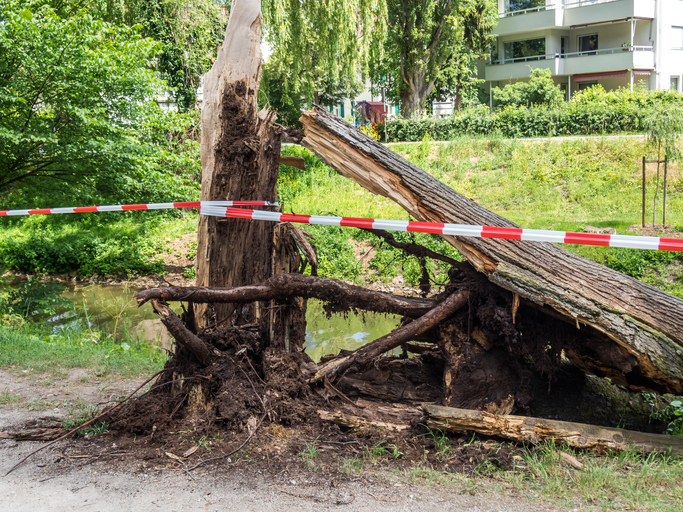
[3,282,400,362]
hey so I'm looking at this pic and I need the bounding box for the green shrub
[384,88,683,142]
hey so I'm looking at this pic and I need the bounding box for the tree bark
[299,107,683,395]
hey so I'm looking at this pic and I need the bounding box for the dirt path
[0,372,560,512]
[0,439,557,512]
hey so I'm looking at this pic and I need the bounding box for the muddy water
[3,283,400,361]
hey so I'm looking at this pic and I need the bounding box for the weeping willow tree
[261,0,386,114]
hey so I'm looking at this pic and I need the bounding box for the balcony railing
[489,45,653,65]
[499,4,553,17]
[500,0,622,18]
[564,0,620,9]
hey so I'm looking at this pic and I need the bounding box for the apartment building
[484,0,683,102]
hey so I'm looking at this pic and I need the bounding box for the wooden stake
[642,156,646,228]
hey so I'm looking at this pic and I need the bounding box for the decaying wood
[195,0,282,336]
[0,428,63,441]
[151,300,217,366]
[299,107,683,394]
[318,399,424,432]
[279,155,306,170]
[424,404,683,455]
[310,288,470,383]
[136,273,435,318]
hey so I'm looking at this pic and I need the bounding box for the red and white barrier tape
[200,205,683,252]
[0,201,277,217]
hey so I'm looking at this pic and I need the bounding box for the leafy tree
[0,0,198,200]
[372,0,497,119]
[261,0,385,112]
[492,68,565,108]
[94,0,227,112]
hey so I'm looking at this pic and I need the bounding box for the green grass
[0,317,166,378]
[0,210,198,278]
[499,443,683,511]
[0,388,20,404]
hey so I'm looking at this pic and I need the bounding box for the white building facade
[484,0,683,102]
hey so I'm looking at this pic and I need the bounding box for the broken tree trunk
[193,0,304,352]
[299,107,683,395]
[424,404,683,455]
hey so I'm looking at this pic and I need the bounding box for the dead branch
[137,273,435,318]
[364,228,461,268]
[310,288,470,383]
[150,299,217,366]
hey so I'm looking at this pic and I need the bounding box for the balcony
[485,45,654,81]
[564,0,655,26]
[494,0,655,36]
[494,5,560,36]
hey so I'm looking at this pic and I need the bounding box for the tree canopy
[371,0,497,119]
[0,0,199,202]
[261,0,386,117]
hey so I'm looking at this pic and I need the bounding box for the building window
[673,26,683,49]
[503,37,546,61]
[578,34,598,55]
[578,81,598,91]
[672,76,680,92]
[504,0,545,12]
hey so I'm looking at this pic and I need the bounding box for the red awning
[634,69,651,75]
[573,70,627,82]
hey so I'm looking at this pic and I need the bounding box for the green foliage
[98,0,227,111]
[644,393,683,436]
[385,88,683,141]
[493,69,565,108]
[372,0,497,118]
[645,104,683,163]
[0,316,166,377]
[0,0,201,202]
[0,277,71,319]
[262,0,385,112]
[0,211,198,277]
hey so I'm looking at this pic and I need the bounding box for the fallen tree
[111,0,682,457]
[296,107,683,397]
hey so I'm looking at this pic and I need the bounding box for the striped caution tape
[0,201,278,217]
[199,205,683,252]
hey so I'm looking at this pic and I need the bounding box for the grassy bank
[279,136,683,296]
[0,318,165,378]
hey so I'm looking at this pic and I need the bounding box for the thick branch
[310,288,470,383]
[150,299,216,366]
[137,273,435,318]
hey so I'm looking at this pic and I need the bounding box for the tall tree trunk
[298,107,683,395]
[455,76,462,112]
[194,0,282,341]
[399,72,434,119]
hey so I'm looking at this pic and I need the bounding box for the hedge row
[383,100,683,142]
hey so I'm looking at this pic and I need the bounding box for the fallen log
[424,404,683,455]
[299,107,683,394]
